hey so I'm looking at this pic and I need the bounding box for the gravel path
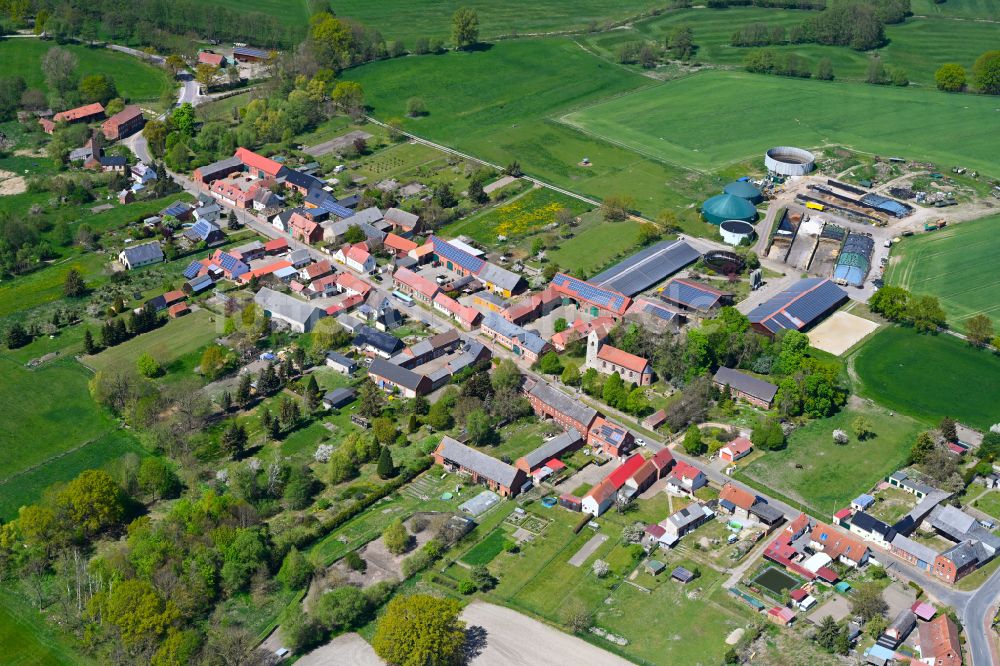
[568,533,608,567]
[295,633,383,666]
[461,602,633,666]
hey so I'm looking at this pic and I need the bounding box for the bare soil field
[296,632,383,666]
[461,602,633,666]
[807,311,880,356]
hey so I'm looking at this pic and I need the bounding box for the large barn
[589,239,700,297]
[748,278,848,336]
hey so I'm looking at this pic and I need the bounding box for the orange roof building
[53,102,105,124]
[809,522,870,567]
[384,232,418,255]
[918,614,962,666]
[719,483,756,512]
[587,331,652,386]
[234,147,284,178]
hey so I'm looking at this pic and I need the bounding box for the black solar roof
[591,240,700,296]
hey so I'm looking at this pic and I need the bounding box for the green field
[212,0,309,26]
[886,215,1000,332]
[578,7,999,85]
[332,0,661,43]
[84,309,220,376]
[0,591,92,666]
[853,326,1000,430]
[459,528,510,566]
[911,0,1000,19]
[739,402,923,516]
[443,187,590,245]
[561,70,1000,174]
[547,217,644,277]
[0,39,173,103]
[346,39,704,217]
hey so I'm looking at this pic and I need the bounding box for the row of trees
[744,49,825,79]
[868,285,947,334]
[936,52,1000,94]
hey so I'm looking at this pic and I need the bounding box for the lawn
[853,326,1000,430]
[546,217,645,278]
[84,309,220,376]
[345,39,705,217]
[971,491,1000,522]
[0,590,94,666]
[211,0,309,26]
[460,528,510,566]
[0,39,173,103]
[561,70,1000,174]
[331,0,662,43]
[885,215,1000,332]
[910,0,1000,19]
[483,419,562,462]
[442,187,590,245]
[739,402,923,516]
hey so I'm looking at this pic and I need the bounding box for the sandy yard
[296,632,383,666]
[0,169,27,195]
[461,602,633,666]
[807,311,880,356]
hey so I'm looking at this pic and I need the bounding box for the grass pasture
[886,215,1000,332]
[739,402,922,516]
[0,39,172,103]
[561,70,1000,174]
[442,187,589,245]
[331,0,662,43]
[853,326,1000,430]
[0,590,92,666]
[84,309,220,377]
[911,0,1000,19]
[211,0,309,26]
[460,528,510,566]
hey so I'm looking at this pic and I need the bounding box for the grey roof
[482,312,548,355]
[437,436,521,488]
[713,367,778,403]
[384,207,419,228]
[232,240,265,256]
[669,503,711,531]
[288,248,312,265]
[941,540,992,569]
[121,241,164,264]
[890,534,938,565]
[198,155,243,177]
[527,381,598,429]
[323,387,356,407]
[520,429,582,470]
[459,490,501,517]
[325,351,356,369]
[477,262,522,293]
[749,502,785,524]
[369,357,426,391]
[322,217,387,242]
[591,240,700,297]
[186,274,215,293]
[254,287,322,327]
[850,512,896,541]
[887,610,916,637]
[353,325,403,355]
[748,278,848,334]
[931,504,978,536]
[342,207,384,226]
[901,490,950,527]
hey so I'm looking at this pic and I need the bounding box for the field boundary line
[0,430,116,486]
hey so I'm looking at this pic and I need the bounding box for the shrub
[458,581,477,594]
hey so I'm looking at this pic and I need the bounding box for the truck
[806,201,825,211]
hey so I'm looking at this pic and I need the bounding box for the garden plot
[807,311,880,356]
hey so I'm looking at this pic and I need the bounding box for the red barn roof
[606,454,645,489]
[54,102,104,123]
[234,147,283,177]
[596,344,649,374]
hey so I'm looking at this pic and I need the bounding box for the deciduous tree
[452,7,480,50]
[373,595,466,666]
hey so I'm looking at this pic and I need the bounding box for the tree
[406,97,427,117]
[452,7,480,50]
[866,56,888,84]
[373,595,466,666]
[637,223,660,246]
[972,50,1000,94]
[41,47,78,98]
[939,416,958,442]
[220,528,268,594]
[935,63,966,92]
[561,363,581,386]
[815,615,840,652]
[63,268,86,297]
[866,614,888,639]
[852,416,874,441]
[626,387,649,416]
[194,63,218,90]
[908,295,946,333]
[83,329,97,355]
[78,73,117,104]
[538,351,563,375]
[683,425,706,456]
[966,314,994,347]
[359,379,386,418]
[137,457,180,500]
[752,419,786,451]
[328,449,359,483]
[56,469,124,537]
[889,66,909,87]
[170,102,196,136]
[909,431,936,465]
[221,421,248,459]
[314,585,371,631]
[434,182,457,208]
[332,81,365,117]
[470,565,496,591]
[165,54,185,77]
[377,446,397,479]
[383,518,411,555]
[667,25,695,60]
[5,322,30,349]
[426,399,454,430]
[136,352,162,378]
[816,57,834,80]
[851,581,888,622]
[868,285,911,321]
[601,194,634,221]
[466,409,496,446]
[277,547,313,589]
[87,579,179,647]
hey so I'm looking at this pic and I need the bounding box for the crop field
[578,7,998,85]
[739,403,922,516]
[911,0,1000,19]
[332,0,661,43]
[444,187,589,246]
[561,70,1000,174]
[885,215,1000,332]
[346,39,705,217]
[853,326,1000,430]
[84,309,220,376]
[212,0,310,26]
[0,39,173,103]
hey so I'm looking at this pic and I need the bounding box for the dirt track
[461,602,633,666]
[296,633,383,666]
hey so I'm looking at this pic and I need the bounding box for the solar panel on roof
[319,200,353,218]
[182,260,202,279]
[552,274,625,310]
[430,236,485,273]
[643,303,677,321]
[591,240,700,296]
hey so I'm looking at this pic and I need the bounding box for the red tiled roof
[163,290,186,305]
[234,147,283,177]
[264,237,288,252]
[789,588,808,601]
[433,293,480,327]
[394,267,439,299]
[384,232,417,254]
[345,243,371,265]
[918,614,961,666]
[606,454,645,489]
[810,522,868,564]
[38,118,55,133]
[723,437,753,457]
[788,513,810,536]
[629,459,658,487]
[239,260,292,282]
[833,508,852,521]
[102,105,142,136]
[596,344,649,375]
[168,303,189,317]
[289,212,319,236]
[586,478,617,504]
[645,524,666,538]
[198,51,224,66]
[650,447,675,471]
[336,272,371,296]
[672,460,703,482]
[54,102,104,122]
[546,459,566,472]
[301,259,333,280]
[719,483,756,511]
